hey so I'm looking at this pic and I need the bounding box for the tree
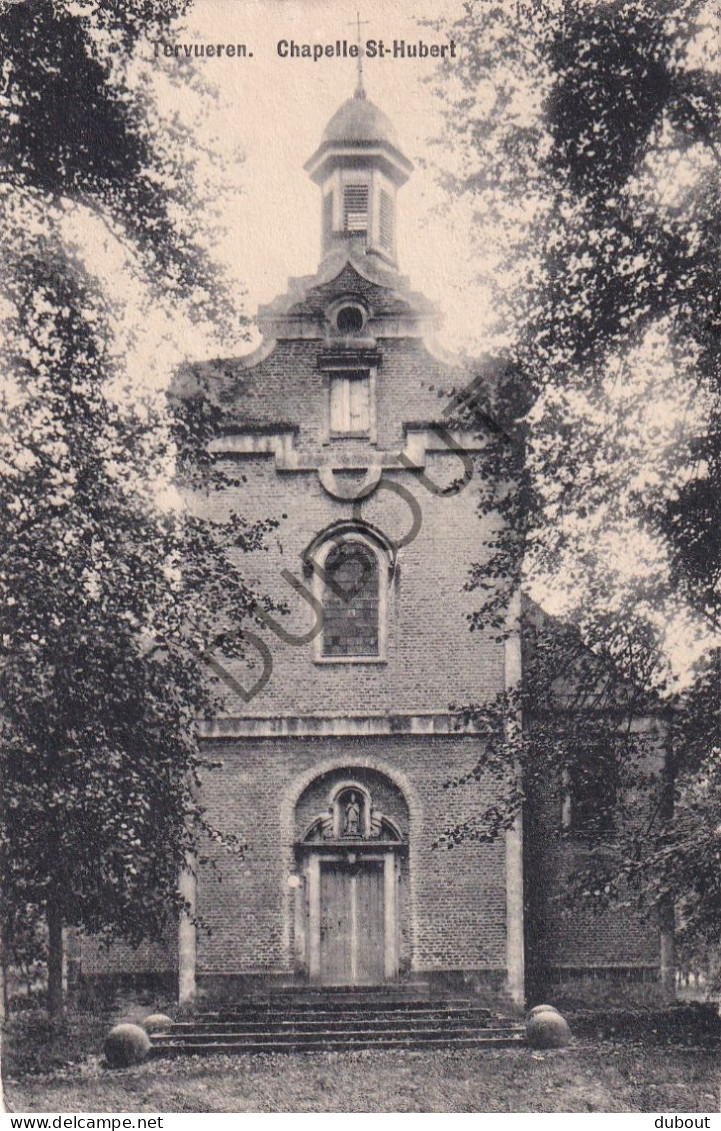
[430,0,721,962]
[1,0,234,329]
[0,0,267,1015]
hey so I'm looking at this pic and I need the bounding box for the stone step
[151,1029,525,1055]
[153,993,523,1055]
[153,1024,520,1044]
[159,1017,499,1038]
[189,999,476,1018]
[180,1007,489,1027]
[270,983,431,996]
[167,1019,493,1034]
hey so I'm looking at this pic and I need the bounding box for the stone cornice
[207,426,487,473]
[198,713,477,739]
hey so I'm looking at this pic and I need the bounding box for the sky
[142,0,496,359]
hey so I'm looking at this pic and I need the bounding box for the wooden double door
[319,859,385,985]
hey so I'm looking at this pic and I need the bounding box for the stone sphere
[526,1008,571,1049]
[141,1013,173,1034]
[104,1023,151,1067]
[527,1004,560,1019]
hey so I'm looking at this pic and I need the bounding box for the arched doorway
[294,770,409,985]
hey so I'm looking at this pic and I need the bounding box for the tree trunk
[659,726,676,1001]
[47,899,64,1018]
[0,948,6,1024]
[0,911,8,1023]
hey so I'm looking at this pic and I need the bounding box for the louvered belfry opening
[322,192,334,249]
[322,541,380,657]
[305,90,413,268]
[379,189,394,252]
[343,184,369,233]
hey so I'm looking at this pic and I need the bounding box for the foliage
[3,1009,111,1077]
[0,0,235,330]
[431,0,721,951]
[433,0,720,627]
[0,0,269,1010]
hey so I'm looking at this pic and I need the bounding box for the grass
[4,1000,719,1113]
[4,1041,720,1113]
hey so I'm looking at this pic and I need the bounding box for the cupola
[304,85,413,269]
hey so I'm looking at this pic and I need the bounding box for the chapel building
[78,85,666,1007]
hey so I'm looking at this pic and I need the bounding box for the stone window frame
[319,298,377,444]
[310,528,390,666]
[332,301,368,336]
[320,363,377,443]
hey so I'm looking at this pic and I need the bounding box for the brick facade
[193,454,503,719]
[79,88,662,1005]
[195,736,507,980]
[524,718,664,985]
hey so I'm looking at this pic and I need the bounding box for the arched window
[322,540,380,658]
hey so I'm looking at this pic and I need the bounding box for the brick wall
[196,455,504,719]
[195,734,508,976]
[79,316,514,986]
[80,932,177,976]
[525,746,662,975]
[183,330,470,455]
[184,300,511,978]
[78,267,663,993]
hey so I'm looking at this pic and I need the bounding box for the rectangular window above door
[330,372,371,436]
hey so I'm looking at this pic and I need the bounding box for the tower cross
[349,11,371,97]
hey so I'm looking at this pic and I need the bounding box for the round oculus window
[335,305,365,334]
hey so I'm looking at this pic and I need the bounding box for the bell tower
[304,84,413,269]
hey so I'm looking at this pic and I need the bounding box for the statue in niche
[343,793,362,838]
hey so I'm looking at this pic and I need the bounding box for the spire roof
[305,89,412,188]
[321,90,400,150]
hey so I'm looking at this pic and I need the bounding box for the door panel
[319,860,385,985]
[356,861,385,983]
[319,862,351,984]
